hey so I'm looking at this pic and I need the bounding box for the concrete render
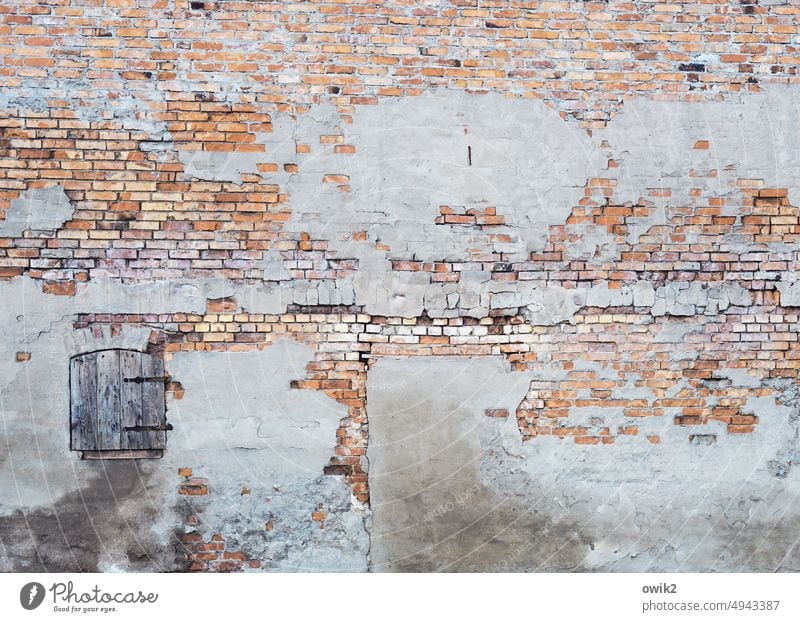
[183,87,800,319]
[367,358,800,572]
[0,186,74,238]
[2,87,800,571]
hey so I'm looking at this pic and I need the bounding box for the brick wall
[2,1,799,288]
[3,0,800,571]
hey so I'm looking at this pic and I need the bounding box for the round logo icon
[20,582,45,610]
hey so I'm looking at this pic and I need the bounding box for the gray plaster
[651,282,751,318]
[366,356,534,571]
[632,281,656,307]
[777,273,800,306]
[0,292,176,571]
[367,357,800,572]
[563,223,620,264]
[179,148,269,184]
[267,92,605,317]
[258,249,292,282]
[523,285,585,325]
[653,321,704,344]
[0,186,74,237]
[167,341,369,571]
[594,85,800,226]
[713,367,764,389]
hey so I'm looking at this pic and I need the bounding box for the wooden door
[70,349,168,455]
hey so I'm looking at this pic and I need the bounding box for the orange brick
[42,281,76,296]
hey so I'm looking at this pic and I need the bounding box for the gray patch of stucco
[258,249,292,282]
[653,320,703,344]
[179,149,268,184]
[264,91,605,317]
[3,274,335,319]
[516,280,749,326]
[651,282,751,318]
[563,223,620,263]
[166,340,369,572]
[0,289,176,571]
[367,357,800,571]
[585,282,633,308]
[284,92,603,253]
[522,285,585,325]
[777,273,800,306]
[0,69,172,161]
[713,367,763,389]
[632,281,656,307]
[595,85,800,239]
[366,356,533,571]
[0,186,74,237]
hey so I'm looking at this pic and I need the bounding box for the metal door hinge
[123,423,174,432]
[123,375,171,384]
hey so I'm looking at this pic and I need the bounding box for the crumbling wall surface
[0,280,179,571]
[367,358,800,572]
[2,0,800,572]
[166,340,369,572]
[0,280,369,572]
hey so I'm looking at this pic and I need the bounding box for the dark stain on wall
[0,461,179,572]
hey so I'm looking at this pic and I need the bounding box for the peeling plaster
[179,149,268,184]
[367,357,800,571]
[0,186,74,237]
[594,85,800,222]
[267,92,606,317]
[224,87,795,320]
[563,223,620,264]
[167,341,369,571]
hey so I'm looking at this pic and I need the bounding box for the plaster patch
[166,340,369,571]
[367,357,800,571]
[523,285,584,325]
[366,356,533,571]
[713,367,763,388]
[0,186,73,237]
[595,85,800,236]
[270,91,605,317]
[179,149,267,184]
[563,223,620,263]
[777,273,800,306]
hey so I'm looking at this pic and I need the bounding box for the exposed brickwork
[76,288,799,444]
[4,0,800,571]
[177,470,260,572]
[2,1,800,289]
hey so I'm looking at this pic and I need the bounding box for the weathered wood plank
[81,449,163,460]
[141,354,167,450]
[95,350,122,450]
[70,352,97,451]
[120,350,143,450]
